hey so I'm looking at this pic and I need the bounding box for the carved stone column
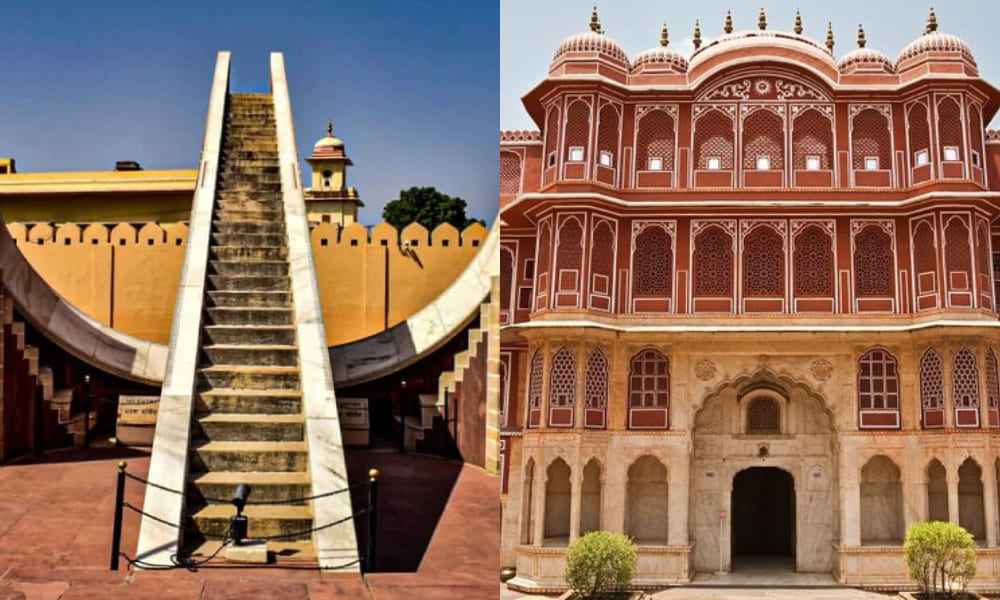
[982,459,999,547]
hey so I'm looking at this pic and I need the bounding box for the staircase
[185,93,312,552]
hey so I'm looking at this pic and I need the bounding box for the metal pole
[366,468,380,572]
[83,375,91,448]
[110,461,127,571]
[442,388,449,455]
[34,380,44,455]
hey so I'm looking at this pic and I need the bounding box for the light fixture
[230,483,252,545]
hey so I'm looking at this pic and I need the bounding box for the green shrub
[565,531,637,599]
[903,521,977,599]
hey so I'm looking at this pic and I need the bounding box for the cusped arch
[689,60,837,99]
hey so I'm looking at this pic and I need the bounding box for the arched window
[858,348,900,429]
[936,97,965,173]
[548,346,576,427]
[527,350,543,428]
[851,108,892,183]
[743,110,785,171]
[543,458,571,545]
[554,217,583,306]
[742,225,784,300]
[977,221,993,310]
[746,396,781,434]
[907,101,932,181]
[958,458,985,540]
[543,106,560,182]
[953,347,981,427]
[595,103,620,178]
[534,221,552,311]
[584,349,608,429]
[635,109,676,184]
[927,459,948,522]
[693,225,734,307]
[860,455,903,544]
[944,216,973,304]
[792,108,833,178]
[793,224,834,302]
[500,151,522,196]
[500,247,514,324]
[589,219,615,312]
[853,225,895,300]
[580,459,602,535]
[632,225,673,312]
[693,108,735,185]
[912,220,938,308]
[626,456,668,544]
[968,103,985,182]
[564,100,591,174]
[628,349,670,429]
[920,349,945,429]
[987,349,1000,428]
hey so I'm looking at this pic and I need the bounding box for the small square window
[805,156,821,171]
[321,238,328,246]
[972,151,981,167]
[441,239,449,247]
[599,151,613,167]
[547,152,556,167]
[865,157,879,171]
[943,146,959,161]
[915,150,929,166]
[350,239,359,247]
[756,156,771,170]
[568,147,584,162]
[706,157,721,170]
[648,157,663,171]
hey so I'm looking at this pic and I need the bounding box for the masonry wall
[7,220,488,346]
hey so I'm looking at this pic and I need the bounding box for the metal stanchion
[110,461,127,571]
[366,468,380,572]
[82,375,91,448]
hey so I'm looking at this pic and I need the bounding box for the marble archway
[690,369,837,574]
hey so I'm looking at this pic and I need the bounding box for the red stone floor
[0,446,498,599]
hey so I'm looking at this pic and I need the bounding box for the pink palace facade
[500,8,1000,592]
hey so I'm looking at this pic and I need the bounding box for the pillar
[667,448,690,546]
[840,446,861,546]
[983,460,999,547]
[903,440,922,529]
[947,462,960,525]
[569,469,582,542]
[606,453,627,535]
[533,465,546,546]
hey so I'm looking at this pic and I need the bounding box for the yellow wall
[7,220,487,346]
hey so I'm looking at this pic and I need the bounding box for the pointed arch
[554,216,584,307]
[952,346,981,427]
[628,348,670,429]
[920,349,945,429]
[543,458,571,545]
[527,350,543,428]
[580,458,602,535]
[631,223,674,312]
[584,348,608,429]
[857,348,900,429]
[926,459,948,522]
[548,346,576,427]
[588,218,616,312]
[944,215,973,306]
[958,458,985,540]
[860,455,903,543]
[626,455,668,544]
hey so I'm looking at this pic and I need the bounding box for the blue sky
[501,1,1000,130]
[0,0,498,224]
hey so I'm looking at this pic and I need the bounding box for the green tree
[381,186,485,232]
[565,531,637,599]
[904,521,978,599]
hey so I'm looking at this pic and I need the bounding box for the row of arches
[511,213,994,317]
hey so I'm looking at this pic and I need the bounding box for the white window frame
[915,149,930,167]
[972,150,981,167]
[756,155,771,171]
[568,146,585,162]
[942,146,959,162]
[599,150,613,167]
[706,156,721,170]
[805,155,821,171]
[647,157,664,171]
[864,156,879,171]
[547,152,556,167]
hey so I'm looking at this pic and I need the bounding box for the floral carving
[699,76,828,102]
[811,359,833,380]
[695,359,717,381]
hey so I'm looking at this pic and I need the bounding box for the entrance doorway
[731,467,794,565]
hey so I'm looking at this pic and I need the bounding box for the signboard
[117,395,160,425]
[337,397,370,447]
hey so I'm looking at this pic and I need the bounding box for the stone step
[206,290,290,307]
[206,274,289,292]
[209,260,289,278]
[213,208,284,222]
[195,389,302,415]
[197,365,300,390]
[213,220,284,235]
[190,440,308,472]
[220,165,280,175]
[210,246,287,262]
[225,143,279,153]
[202,325,296,345]
[190,540,315,563]
[205,307,293,326]
[210,232,285,248]
[189,471,312,504]
[194,413,304,442]
[203,344,298,367]
[221,150,279,161]
[221,181,282,193]
[192,503,312,540]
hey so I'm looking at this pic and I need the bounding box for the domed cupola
[838,25,895,74]
[896,8,977,74]
[631,23,688,75]
[550,7,629,74]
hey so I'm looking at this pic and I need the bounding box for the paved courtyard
[0,446,497,599]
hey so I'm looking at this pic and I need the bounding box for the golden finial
[693,20,702,49]
[758,7,767,30]
[660,22,669,47]
[794,9,803,35]
[857,24,866,48]
[724,10,733,34]
[369,468,380,479]
[826,21,835,53]
[589,6,603,34]
[925,7,938,34]
[326,119,333,136]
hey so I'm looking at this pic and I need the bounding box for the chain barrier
[110,461,380,572]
